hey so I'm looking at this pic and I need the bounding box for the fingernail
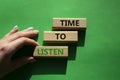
[30,58,36,63]
[34,30,39,33]
[27,27,33,30]
[14,25,18,29]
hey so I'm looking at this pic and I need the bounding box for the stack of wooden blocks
[33,18,86,58]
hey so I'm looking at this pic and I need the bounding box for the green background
[0,0,120,80]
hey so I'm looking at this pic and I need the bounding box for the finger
[23,27,34,32]
[7,30,39,42]
[5,25,18,37]
[10,57,36,72]
[8,37,39,55]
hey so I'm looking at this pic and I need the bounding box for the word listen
[33,46,68,57]
[44,31,78,43]
[53,18,86,30]
[38,48,64,55]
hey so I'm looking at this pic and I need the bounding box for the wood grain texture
[43,31,78,43]
[53,18,86,30]
[33,46,68,58]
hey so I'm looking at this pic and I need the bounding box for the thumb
[11,57,36,70]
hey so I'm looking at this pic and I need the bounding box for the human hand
[0,26,39,78]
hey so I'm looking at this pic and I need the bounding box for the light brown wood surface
[43,31,78,43]
[53,18,86,30]
[33,46,68,58]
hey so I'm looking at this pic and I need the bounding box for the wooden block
[33,46,68,58]
[53,18,86,30]
[43,31,78,43]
